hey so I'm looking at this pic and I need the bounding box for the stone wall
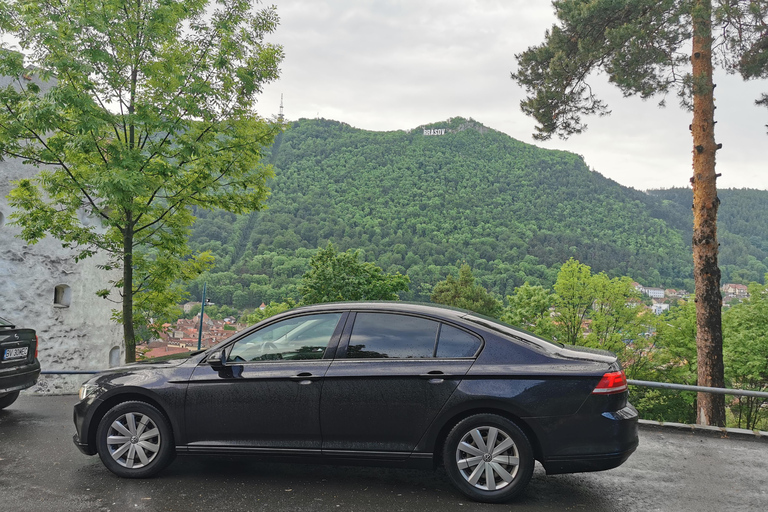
[1,73,123,394]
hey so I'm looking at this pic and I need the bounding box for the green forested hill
[185,117,765,308]
[648,187,768,284]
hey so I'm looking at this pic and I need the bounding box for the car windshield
[462,314,564,350]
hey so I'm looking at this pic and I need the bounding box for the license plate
[3,347,28,360]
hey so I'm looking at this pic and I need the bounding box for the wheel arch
[430,408,544,469]
[86,390,177,453]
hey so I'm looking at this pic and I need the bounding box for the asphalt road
[1,394,767,512]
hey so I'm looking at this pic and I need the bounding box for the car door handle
[420,370,447,384]
[290,372,317,385]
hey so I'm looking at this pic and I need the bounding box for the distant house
[722,283,749,298]
[182,301,201,313]
[651,303,670,315]
[141,312,244,358]
[143,345,191,359]
[643,287,665,299]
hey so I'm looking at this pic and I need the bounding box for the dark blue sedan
[73,302,637,503]
[1,315,40,409]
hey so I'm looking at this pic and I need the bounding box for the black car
[73,302,638,503]
[0,315,41,409]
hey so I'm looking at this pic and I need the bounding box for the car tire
[442,414,534,503]
[0,390,20,410]
[96,401,175,478]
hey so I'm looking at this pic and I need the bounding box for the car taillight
[35,335,38,359]
[592,370,628,394]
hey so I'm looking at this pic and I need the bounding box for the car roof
[287,301,473,320]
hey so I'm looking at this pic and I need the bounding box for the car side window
[227,313,342,362]
[436,324,482,358]
[346,313,438,359]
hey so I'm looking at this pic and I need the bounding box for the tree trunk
[691,0,725,426]
[122,216,136,363]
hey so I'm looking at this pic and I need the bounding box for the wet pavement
[1,394,767,512]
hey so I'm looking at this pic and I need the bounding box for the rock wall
[1,78,123,394]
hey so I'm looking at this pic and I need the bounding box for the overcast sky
[255,0,767,192]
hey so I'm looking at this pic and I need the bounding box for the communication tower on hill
[278,93,284,122]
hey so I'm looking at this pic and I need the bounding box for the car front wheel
[96,401,175,478]
[443,414,534,503]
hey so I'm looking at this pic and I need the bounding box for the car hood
[108,357,190,372]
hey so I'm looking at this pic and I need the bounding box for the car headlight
[78,383,100,401]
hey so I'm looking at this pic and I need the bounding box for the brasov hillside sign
[423,128,445,136]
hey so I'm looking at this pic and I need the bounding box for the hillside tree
[0,0,283,362]
[723,279,768,430]
[502,282,555,336]
[512,0,768,426]
[431,264,503,317]
[300,243,410,304]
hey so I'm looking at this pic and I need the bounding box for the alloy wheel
[105,412,162,469]
[455,425,520,491]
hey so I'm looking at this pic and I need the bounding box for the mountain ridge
[185,117,767,308]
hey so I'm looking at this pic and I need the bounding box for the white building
[644,287,665,299]
[0,72,122,394]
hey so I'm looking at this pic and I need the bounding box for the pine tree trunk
[691,0,725,426]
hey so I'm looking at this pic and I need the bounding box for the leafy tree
[586,273,646,355]
[654,300,699,382]
[246,299,297,324]
[430,264,502,317]
[201,304,239,322]
[551,259,654,376]
[511,0,768,426]
[502,282,555,337]
[639,300,699,423]
[300,243,410,304]
[0,0,283,362]
[551,258,595,345]
[723,279,768,430]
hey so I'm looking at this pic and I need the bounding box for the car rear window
[463,314,564,351]
[436,324,482,358]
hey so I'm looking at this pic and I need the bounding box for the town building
[722,283,749,298]
[643,287,665,299]
[145,313,246,358]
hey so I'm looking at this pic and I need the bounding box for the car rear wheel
[0,390,20,410]
[96,401,175,478]
[443,414,534,503]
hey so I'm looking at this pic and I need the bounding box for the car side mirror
[207,349,226,370]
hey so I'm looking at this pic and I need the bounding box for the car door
[320,312,481,456]
[184,312,347,451]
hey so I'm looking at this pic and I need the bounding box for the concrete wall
[1,73,123,394]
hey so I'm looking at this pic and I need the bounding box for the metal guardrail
[628,379,768,399]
